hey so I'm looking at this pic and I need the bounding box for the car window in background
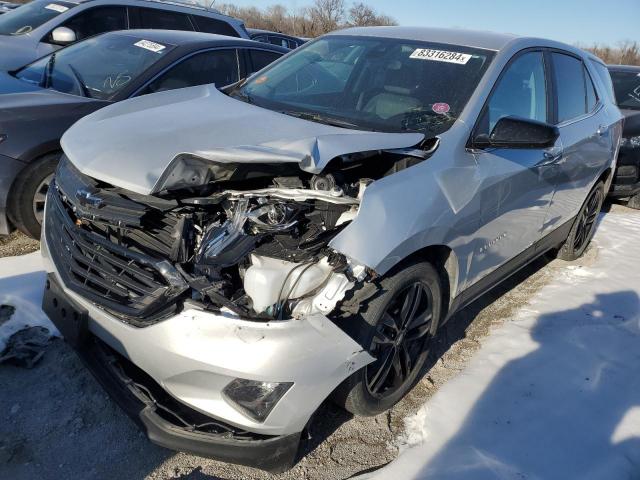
[479,51,547,134]
[53,6,126,43]
[192,15,240,37]
[136,7,193,31]
[552,53,587,123]
[591,61,616,104]
[143,49,239,94]
[248,49,282,73]
[238,36,494,135]
[585,67,598,112]
[16,34,174,99]
[0,0,75,35]
[268,35,289,48]
[610,69,640,111]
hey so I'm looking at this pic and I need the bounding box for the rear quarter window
[590,60,617,105]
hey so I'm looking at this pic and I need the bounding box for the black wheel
[8,153,60,239]
[627,193,640,210]
[332,262,442,416]
[557,181,605,261]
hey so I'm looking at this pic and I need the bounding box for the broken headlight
[222,378,293,422]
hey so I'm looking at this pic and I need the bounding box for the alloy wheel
[365,281,433,398]
[32,173,54,225]
[573,187,603,251]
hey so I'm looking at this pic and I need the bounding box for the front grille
[45,184,188,325]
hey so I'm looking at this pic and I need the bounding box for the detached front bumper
[609,145,640,198]
[41,234,372,470]
[0,154,26,234]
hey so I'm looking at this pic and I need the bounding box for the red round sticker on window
[432,102,450,114]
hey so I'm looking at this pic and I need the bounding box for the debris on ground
[0,326,52,368]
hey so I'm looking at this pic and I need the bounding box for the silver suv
[42,27,623,471]
[0,0,248,70]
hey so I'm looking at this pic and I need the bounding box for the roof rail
[135,0,223,14]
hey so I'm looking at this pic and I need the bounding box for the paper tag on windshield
[134,40,166,53]
[45,3,69,13]
[410,48,471,65]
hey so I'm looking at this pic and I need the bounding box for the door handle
[597,124,608,136]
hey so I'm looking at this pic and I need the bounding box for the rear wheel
[557,181,605,261]
[332,262,442,416]
[8,153,59,239]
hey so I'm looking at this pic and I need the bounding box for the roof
[68,0,234,17]
[105,29,289,51]
[328,26,518,51]
[608,64,640,72]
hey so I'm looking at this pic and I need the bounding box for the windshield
[235,35,494,134]
[0,0,75,35]
[610,69,640,111]
[16,34,175,100]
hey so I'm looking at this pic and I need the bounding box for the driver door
[465,50,560,287]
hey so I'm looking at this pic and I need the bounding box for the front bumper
[609,145,640,198]
[40,232,372,468]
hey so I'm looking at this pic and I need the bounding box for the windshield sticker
[432,102,451,114]
[410,48,471,65]
[134,40,166,53]
[44,3,69,13]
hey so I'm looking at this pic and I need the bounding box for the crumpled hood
[61,84,425,195]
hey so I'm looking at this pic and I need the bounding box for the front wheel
[8,153,59,239]
[332,262,442,416]
[557,181,605,261]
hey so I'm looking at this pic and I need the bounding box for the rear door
[466,49,559,286]
[542,51,613,229]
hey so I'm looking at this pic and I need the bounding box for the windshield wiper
[280,110,364,130]
[67,63,92,98]
[41,52,56,89]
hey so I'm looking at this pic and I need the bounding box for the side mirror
[50,26,76,46]
[474,116,560,149]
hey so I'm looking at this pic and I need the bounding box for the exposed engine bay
[50,145,435,324]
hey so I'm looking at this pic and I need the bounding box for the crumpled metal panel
[61,85,424,195]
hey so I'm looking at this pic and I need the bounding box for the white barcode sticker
[45,3,69,13]
[134,39,166,53]
[410,48,471,65]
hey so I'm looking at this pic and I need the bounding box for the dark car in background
[0,1,19,14]
[0,29,286,238]
[608,64,640,208]
[247,28,306,49]
[0,0,249,70]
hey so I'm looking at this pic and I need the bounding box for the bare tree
[310,0,346,34]
[581,41,640,66]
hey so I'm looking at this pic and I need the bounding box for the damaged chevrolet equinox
[42,27,622,471]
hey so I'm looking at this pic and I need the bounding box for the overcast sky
[223,0,639,46]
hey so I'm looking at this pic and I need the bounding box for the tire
[332,261,442,416]
[8,153,59,239]
[557,181,605,261]
[627,193,640,210]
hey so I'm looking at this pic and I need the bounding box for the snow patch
[0,252,58,352]
[362,211,640,480]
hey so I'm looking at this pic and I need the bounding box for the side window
[479,51,547,134]
[585,67,598,112]
[136,8,193,31]
[252,35,267,43]
[590,60,616,105]
[551,53,587,123]
[249,49,282,74]
[268,36,289,48]
[55,6,126,42]
[142,49,239,94]
[192,15,240,37]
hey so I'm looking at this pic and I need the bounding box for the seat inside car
[360,60,422,119]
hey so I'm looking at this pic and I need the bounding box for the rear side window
[55,6,126,42]
[585,67,598,112]
[248,49,282,74]
[143,49,239,94]
[136,7,193,31]
[552,53,587,123]
[268,35,290,49]
[479,51,548,134]
[192,15,240,37]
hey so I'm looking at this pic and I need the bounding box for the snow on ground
[0,252,57,352]
[364,210,640,480]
